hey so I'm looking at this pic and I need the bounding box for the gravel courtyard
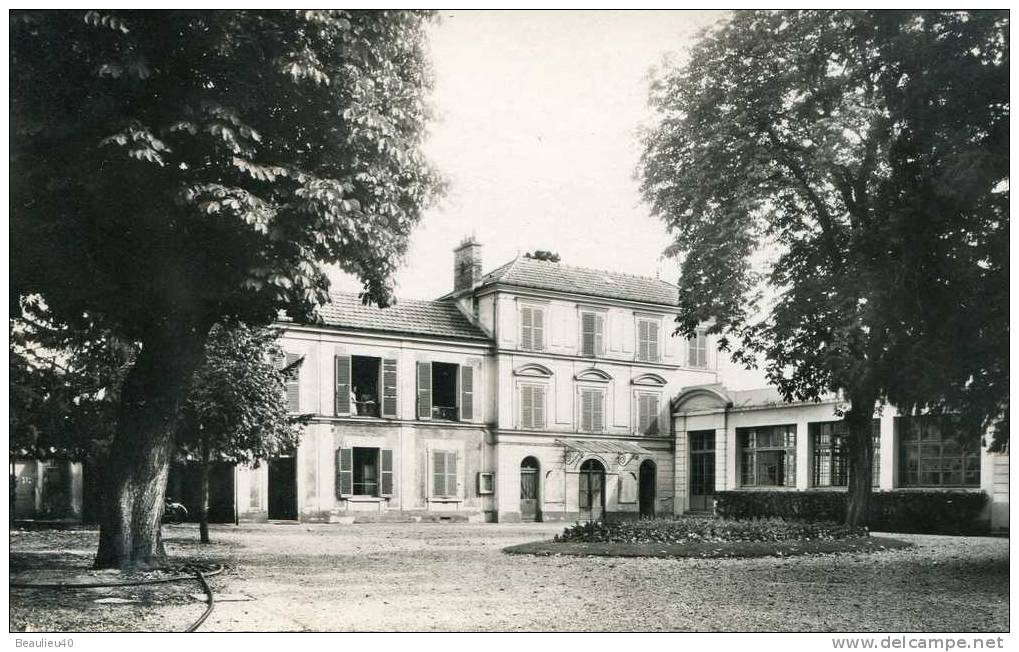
[10,522,1008,632]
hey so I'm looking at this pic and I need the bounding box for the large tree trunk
[845,389,878,528]
[199,442,211,544]
[94,318,209,570]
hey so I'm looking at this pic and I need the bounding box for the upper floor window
[811,420,880,487]
[739,425,796,487]
[334,354,398,418]
[636,318,661,362]
[519,304,546,351]
[519,384,546,430]
[897,415,980,487]
[417,361,475,422]
[687,330,708,368]
[579,388,606,433]
[636,392,661,435]
[280,353,302,413]
[580,310,605,357]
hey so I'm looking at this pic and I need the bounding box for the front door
[519,457,540,522]
[268,453,297,520]
[579,459,605,521]
[689,430,716,512]
[639,459,656,518]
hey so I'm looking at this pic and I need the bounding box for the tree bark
[94,318,209,570]
[199,440,211,544]
[845,388,878,528]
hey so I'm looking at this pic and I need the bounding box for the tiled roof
[308,293,491,341]
[477,256,679,306]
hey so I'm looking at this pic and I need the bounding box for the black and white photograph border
[6,2,1011,646]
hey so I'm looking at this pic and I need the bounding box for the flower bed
[554,515,866,545]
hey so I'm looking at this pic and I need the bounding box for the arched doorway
[520,456,541,522]
[579,458,606,521]
[639,459,656,518]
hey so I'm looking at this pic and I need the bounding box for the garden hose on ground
[10,563,224,632]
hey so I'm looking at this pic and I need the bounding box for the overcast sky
[330,10,764,388]
[330,9,727,298]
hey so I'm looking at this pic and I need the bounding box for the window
[282,353,301,412]
[334,355,398,418]
[739,425,796,487]
[811,420,880,487]
[432,450,459,497]
[687,330,707,368]
[579,388,605,433]
[636,318,661,362]
[520,305,546,351]
[519,384,546,429]
[580,311,605,356]
[336,447,394,498]
[897,416,981,487]
[417,361,475,422]
[636,393,661,435]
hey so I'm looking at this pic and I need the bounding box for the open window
[336,446,394,498]
[351,356,381,417]
[416,361,476,422]
[334,354,398,418]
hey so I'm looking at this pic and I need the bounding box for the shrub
[714,490,989,535]
[554,515,866,545]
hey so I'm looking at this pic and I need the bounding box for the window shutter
[581,390,593,431]
[336,448,353,497]
[285,353,301,412]
[532,308,545,351]
[520,306,533,350]
[446,452,458,496]
[581,312,596,355]
[460,365,474,422]
[579,471,590,508]
[533,386,545,429]
[381,359,398,418]
[592,390,604,432]
[688,335,697,367]
[417,361,432,420]
[637,320,648,361]
[648,395,660,435]
[334,355,351,416]
[520,386,533,428]
[432,450,445,496]
[637,394,647,433]
[594,315,605,354]
[380,448,394,496]
[648,321,659,362]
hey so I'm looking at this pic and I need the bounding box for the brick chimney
[453,236,483,292]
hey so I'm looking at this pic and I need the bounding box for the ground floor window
[432,450,459,497]
[897,415,981,487]
[739,425,796,487]
[811,420,881,487]
[336,446,394,497]
[352,447,379,495]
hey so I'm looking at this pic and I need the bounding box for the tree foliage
[640,10,1008,522]
[11,9,441,331]
[176,323,304,467]
[10,9,442,567]
[10,299,133,462]
[524,250,562,263]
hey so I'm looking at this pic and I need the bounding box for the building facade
[229,238,1007,531]
[19,238,1006,531]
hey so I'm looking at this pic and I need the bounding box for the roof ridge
[513,256,678,288]
[327,290,446,307]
